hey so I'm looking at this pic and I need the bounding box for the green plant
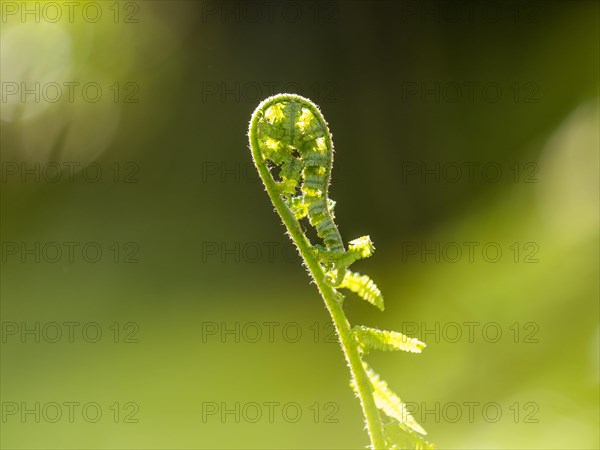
[248,93,433,450]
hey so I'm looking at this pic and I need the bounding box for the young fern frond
[361,361,426,436]
[384,421,436,450]
[353,326,426,355]
[248,93,432,449]
[339,271,385,311]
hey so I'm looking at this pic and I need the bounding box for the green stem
[249,133,387,449]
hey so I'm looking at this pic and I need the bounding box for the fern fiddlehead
[248,94,433,449]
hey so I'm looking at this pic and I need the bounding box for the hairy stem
[248,128,387,449]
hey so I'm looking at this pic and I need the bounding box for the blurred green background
[1,1,598,448]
